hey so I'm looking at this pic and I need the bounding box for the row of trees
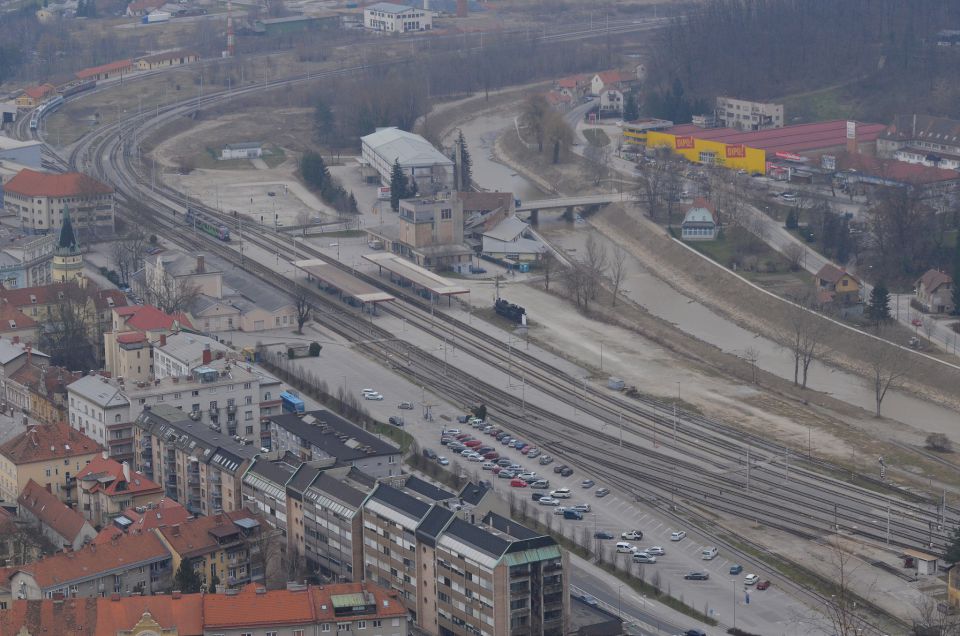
[299,152,358,215]
[520,95,574,164]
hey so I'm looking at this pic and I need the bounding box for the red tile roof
[95,594,204,635]
[120,498,190,531]
[118,304,193,332]
[17,479,91,543]
[311,582,408,621]
[545,91,571,105]
[0,305,37,330]
[816,263,856,284]
[23,84,55,100]
[4,168,112,198]
[75,455,163,498]
[15,530,169,588]
[9,363,82,397]
[0,597,98,636]
[0,282,127,315]
[557,74,589,88]
[75,59,132,80]
[595,70,631,86]
[204,584,316,629]
[918,269,952,293]
[836,151,960,185]
[116,331,147,344]
[663,120,888,155]
[158,510,259,560]
[0,422,100,465]
[127,0,166,12]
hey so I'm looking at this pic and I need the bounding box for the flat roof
[363,252,470,296]
[661,120,887,154]
[293,259,395,304]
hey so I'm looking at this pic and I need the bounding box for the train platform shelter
[363,252,470,306]
[293,259,395,314]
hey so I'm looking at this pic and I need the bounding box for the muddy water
[461,115,960,435]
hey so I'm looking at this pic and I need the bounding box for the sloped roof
[4,169,112,198]
[95,595,204,635]
[18,479,90,543]
[117,304,193,332]
[0,597,98,636]
[57,206,79,253]
[0,422,99,465]
[157,510,260,560]
[682,198,716,225]
[66,374,130,408]
[75,60,132,80]
[0,338,47,365]
[365,2,415,14]
[815,263,856,284]
[310,583,407,621]
[836,151,960,185]
[595,70,632,85]
[482,215,529,242]
[918,269,952,293]
[112,498,190,534]
[138,49,199,64]
[361,127,453,168]
[458,191,514,214]
[882,114,960,143]
[23,84,55,100]
[75,455,163,498]
[204,583,316,629]
[0,305,37,331]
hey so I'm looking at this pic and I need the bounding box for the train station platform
[363,252,469,305]
[293,258,395,313]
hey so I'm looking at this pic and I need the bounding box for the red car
[455,433,471,441]
[510,479,528,488]
[488,428,502,437]
[483,452,500,460]
[520,445,532,455]
[756,580,771,590]
[492,466,502,475]
[464,440,482,448]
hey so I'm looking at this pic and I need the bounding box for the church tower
[52,205,84,286]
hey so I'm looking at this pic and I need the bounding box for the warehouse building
[361,127,454,194]
[646,119,887,174]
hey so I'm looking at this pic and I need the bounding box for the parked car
[456,415,470,423]
[594,531,614,540]
[491,466,502,475]
[497,458,513,467]
[530,480,550,489]
[756,580,772,590]
[564,509,583,520]
[481,461,495,470]
[443,428,461,436]
[448,443,465,453]
[744,574,759,586]
[520,446,532,455]
[361,388,378,395]
[422,448,437,459]
[683,572,709,580]
[477,446,494,454]
[572,503,591,513]
[553,464,567,474]
[553,507,568,515]
[467,454,482,462]
[646,546,664,556]
[464,439,482,448]
[483,451,500,460]
[595,488,610,498]
[632,552,656,564]
[560,467,574,477]
[671,531,687,541]
[578,593,599,607]
[501,437,514,446]
[684,630,707,636]
[498,470,515,479]
[538,496,559,506]
[531,492,545,501]
[364,392,384,401]
[539,455,554,465]
[440,437,452,446]
[398,401,414,410]
[581,479,595,488]
[437,456,449,466]
[622,530,643,541]
[527,448,541,459]
[729,564,743,575]
[513,440,526,449]
[388,416,404,427]
[550,488,571,499]
[510,479,528,488]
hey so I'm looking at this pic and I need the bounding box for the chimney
[196,254,205,274]
[172,524,181,537]
[912,113,917,138]
[160,334,166,347]
[122,461,131,483]
[202,345,212,365]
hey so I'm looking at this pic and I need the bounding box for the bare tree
[111,229,147,286]
[544,112,574,164]
[786,297,828,389]
[295,290,312,334]
[243,521,287,590]
[296,210,311,235]
[541,251,558,292]
[809,538,874,636]
[143,273,201,315]
[865,335,911,417]
[583,233,608,302]
[912,591,960,636]
[39,283,98,371]
[743,346,760,384]
[784,243,805,272]
[521,94,551,153]
[609,245,628,306]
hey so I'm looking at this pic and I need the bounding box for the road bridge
[515,192,634,223]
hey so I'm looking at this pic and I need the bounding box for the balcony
[209,472,221,484]
[227,404,236,414]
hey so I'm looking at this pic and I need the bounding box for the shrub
[309,342,322,357]
[926,433,953,453]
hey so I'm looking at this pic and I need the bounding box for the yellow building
[647,128,767,174]
[0,421,101,505]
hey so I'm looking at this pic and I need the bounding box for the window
[192,390,199,397]
[357,621,366,630]
[321,626,330,634]
[245,411,253,421]
[265,633,277,636]
[264,391,271,400]
[441,208,452,220]
[336,624,351,632]
[174,392,181,399]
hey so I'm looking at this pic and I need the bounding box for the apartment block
[66,373,134,462]
[75,453,163,527]
[241,450,302,538]
[0,422,101,506]
[715,96,784,131]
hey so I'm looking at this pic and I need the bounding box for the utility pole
[618,412,623,448]
[886,505,890,545]
[746,443,751,493]
[785,448,789,482]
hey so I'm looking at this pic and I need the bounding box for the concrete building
[481,216,546,262]
[0,233,57,289]
[877,114,960,170]
[134,404,257,515]
[75,453,164,527]
[8,530,172,599]
[0,422,100,506]
[241,451,301,539]
[17,478,96,550]
[715,96,784,131]
[66,374,134,463]
[5,362,80,425]
[368,193,474,272]
[220,142,262,160]
[153,332,231,379]
[269,410,401,478]
[361,127,454,194]
[0,138,42,169]
[2,169,114,235]
[0,283,126,349]
[364,2,432,33]
[0,338,49,408]
[108,497,190,534]
[103,305,194,384]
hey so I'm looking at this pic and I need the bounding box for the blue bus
[280,391,305,414]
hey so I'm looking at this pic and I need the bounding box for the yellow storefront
[647,130,766,174]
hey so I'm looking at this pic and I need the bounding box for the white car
[622,530,643,541]
[361,388,377,395]
[670,531,687,542]
[363,392,384,401]
[550,488,572,499]
[554,506,568,515]
[744,574,759,586]
[646,546,665,556]
[572,503,591,513]
[538,496,560,506]
[481,462,496,470]
[437,456,449,466]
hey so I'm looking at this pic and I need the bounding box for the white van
[701,546,718,560]
[616,542,634,553]
[550,488,572,499]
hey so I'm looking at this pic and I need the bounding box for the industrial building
[646,119,887,174]
[361,127,454,193]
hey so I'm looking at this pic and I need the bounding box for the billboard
[725,144,746,158]
[675,136,695,149]
[846,120,856,140]
[774,151,806,163]
[821,154,836,171]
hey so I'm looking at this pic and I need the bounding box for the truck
[142,11,171,23]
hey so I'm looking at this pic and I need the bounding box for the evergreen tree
[952,238,960,315]
[623,92,640,121]
[867,282,892,324]
[946,526,960,563]
[836,218,851,264]
[456,130,472,191]
[174,561,202,593]
[389,159,408,212]
[348,192,359,215]
[313,100,335,145]
[785,210,798,229]
[300,152,329,191]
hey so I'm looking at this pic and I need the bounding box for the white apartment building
[153,332,230,379]
[67,374,134,462]
[715,96,784,131]
[363,2,431,33]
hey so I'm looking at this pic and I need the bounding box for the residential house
[220,142,262,160]
[0,233,57,291]
[0,338,49,409]
[461,191,516,245]
[715,97,784,131]
[285,461,376,583]
[2,169,114,235]
[125,0,165,15]
[916,269,954,314]
[363,2,432,33]
[66,373,134,463]
[135,50,199,71]
[0,581,407,635]
[0,307,37,346]
[17,478,96,549]
[0,422,100,506]
[8,529,172,599]
[680,198,718,241]
[269,410,401,478]
[75,453,164,527]
[360,127,454,193]
[590,70,635,114]
[155,509,267,589]
[14,85,56,110]
[481,215,546,262]
[545,90,573,112]
[109,497,190,534]
[814,263,862,306]
[103,304,194,384]
[366,193,474,272]
[133,404,257,515]
[5,363,80,425]
[554,74,590,99]
[878,114,960,170]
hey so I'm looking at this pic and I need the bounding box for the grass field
[583,128,611,147]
